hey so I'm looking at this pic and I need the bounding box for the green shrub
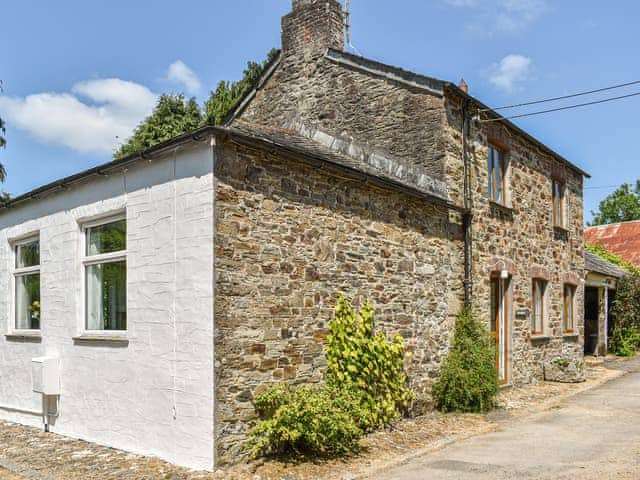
[247,384,364,458]
[432,308,499,413]
[325,294,413,430]
[611,272,640,356]
[611,325,640,357]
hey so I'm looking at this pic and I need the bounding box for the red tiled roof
[585,220,640,267]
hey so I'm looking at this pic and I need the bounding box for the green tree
[203,48,278,125]
[590,181,640,226]
[0,80,7,182]
[114,49,278,158]
[585,244,639,275]
[610,272,640,356]
[114,94,202,158]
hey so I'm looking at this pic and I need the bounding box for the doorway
[490,275,510,383]
[584,286,599,355]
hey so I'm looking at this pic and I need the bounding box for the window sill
[562,333,579,340]
[489,201,514,220]
[530,335,551,342]
[72,333,129,345]
[489,201,513,212]
[553,226,570,241]
[5,331,42,342]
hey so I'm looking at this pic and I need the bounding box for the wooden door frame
[490,274,510,384]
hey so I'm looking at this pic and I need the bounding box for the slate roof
[324,49,590,179]
[584,250,626,278]
[223,121,458,209]
[0,122,462,212]
[585,221,640,267]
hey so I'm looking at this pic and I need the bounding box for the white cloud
[488,54,532,92]
[444,0,548,35]
[496,0,548,33]
[167,60,202,95]
[0,78,157,154]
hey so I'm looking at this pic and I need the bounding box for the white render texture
[0,142,215,470]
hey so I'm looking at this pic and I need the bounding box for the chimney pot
[458,78,469,94]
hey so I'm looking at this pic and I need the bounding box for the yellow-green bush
[326,294,413,430]
[248,294,413,458]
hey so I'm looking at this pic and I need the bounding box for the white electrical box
[32,357,60,395]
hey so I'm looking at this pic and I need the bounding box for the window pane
[86,261,126,330]
[488,148,494,199]
[16,273,40,330]
[87,220,126,256]
[563,285,574,331]
[16,240,39,268]
[490,279,497,333]
[532,281,544,333]
[495,151,503,203]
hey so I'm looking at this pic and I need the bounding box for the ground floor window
[563,284,576,333]
[531,279,546,335]
[83,216,127,331]
[14,237,41,330]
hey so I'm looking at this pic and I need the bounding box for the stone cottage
[0,0,589,470]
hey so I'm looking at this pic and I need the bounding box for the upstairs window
[14,237,41,330]
[531,279,546,335]
[552,180,565,227]
[83,216,127,331]
[563,284,575,333]
[488,144,506,205]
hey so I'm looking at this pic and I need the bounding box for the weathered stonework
[216,0,588,463]
[444,92,585,386]
[544,357,587,383]
[213,142,464,462]
[241,2,448,183]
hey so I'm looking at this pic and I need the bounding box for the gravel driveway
[373,357,640,480]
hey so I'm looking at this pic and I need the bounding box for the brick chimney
[282,0,345,58]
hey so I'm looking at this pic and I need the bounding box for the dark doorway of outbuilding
[584,286,599,355]
[607,289,617,340]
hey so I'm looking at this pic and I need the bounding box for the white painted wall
[0,141,215,470]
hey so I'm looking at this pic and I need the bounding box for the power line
[479,79,640,112]
[478,91,640,123]
[584,185,622,190]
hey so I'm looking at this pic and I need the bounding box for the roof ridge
[585,219,640,229]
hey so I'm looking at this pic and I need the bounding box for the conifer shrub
[432,308,499,413]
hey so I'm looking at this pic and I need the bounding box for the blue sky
[1,1,639,222]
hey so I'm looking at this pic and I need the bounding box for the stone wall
[213,141,464,462]
[444,91,585,385]
[239,1,448,183]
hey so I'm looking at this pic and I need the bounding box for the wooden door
[490,276,509,383]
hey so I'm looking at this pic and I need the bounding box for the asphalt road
[374,358,640,480]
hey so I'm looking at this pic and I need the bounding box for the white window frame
[80,212,127,335]
[10,234,41,334]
